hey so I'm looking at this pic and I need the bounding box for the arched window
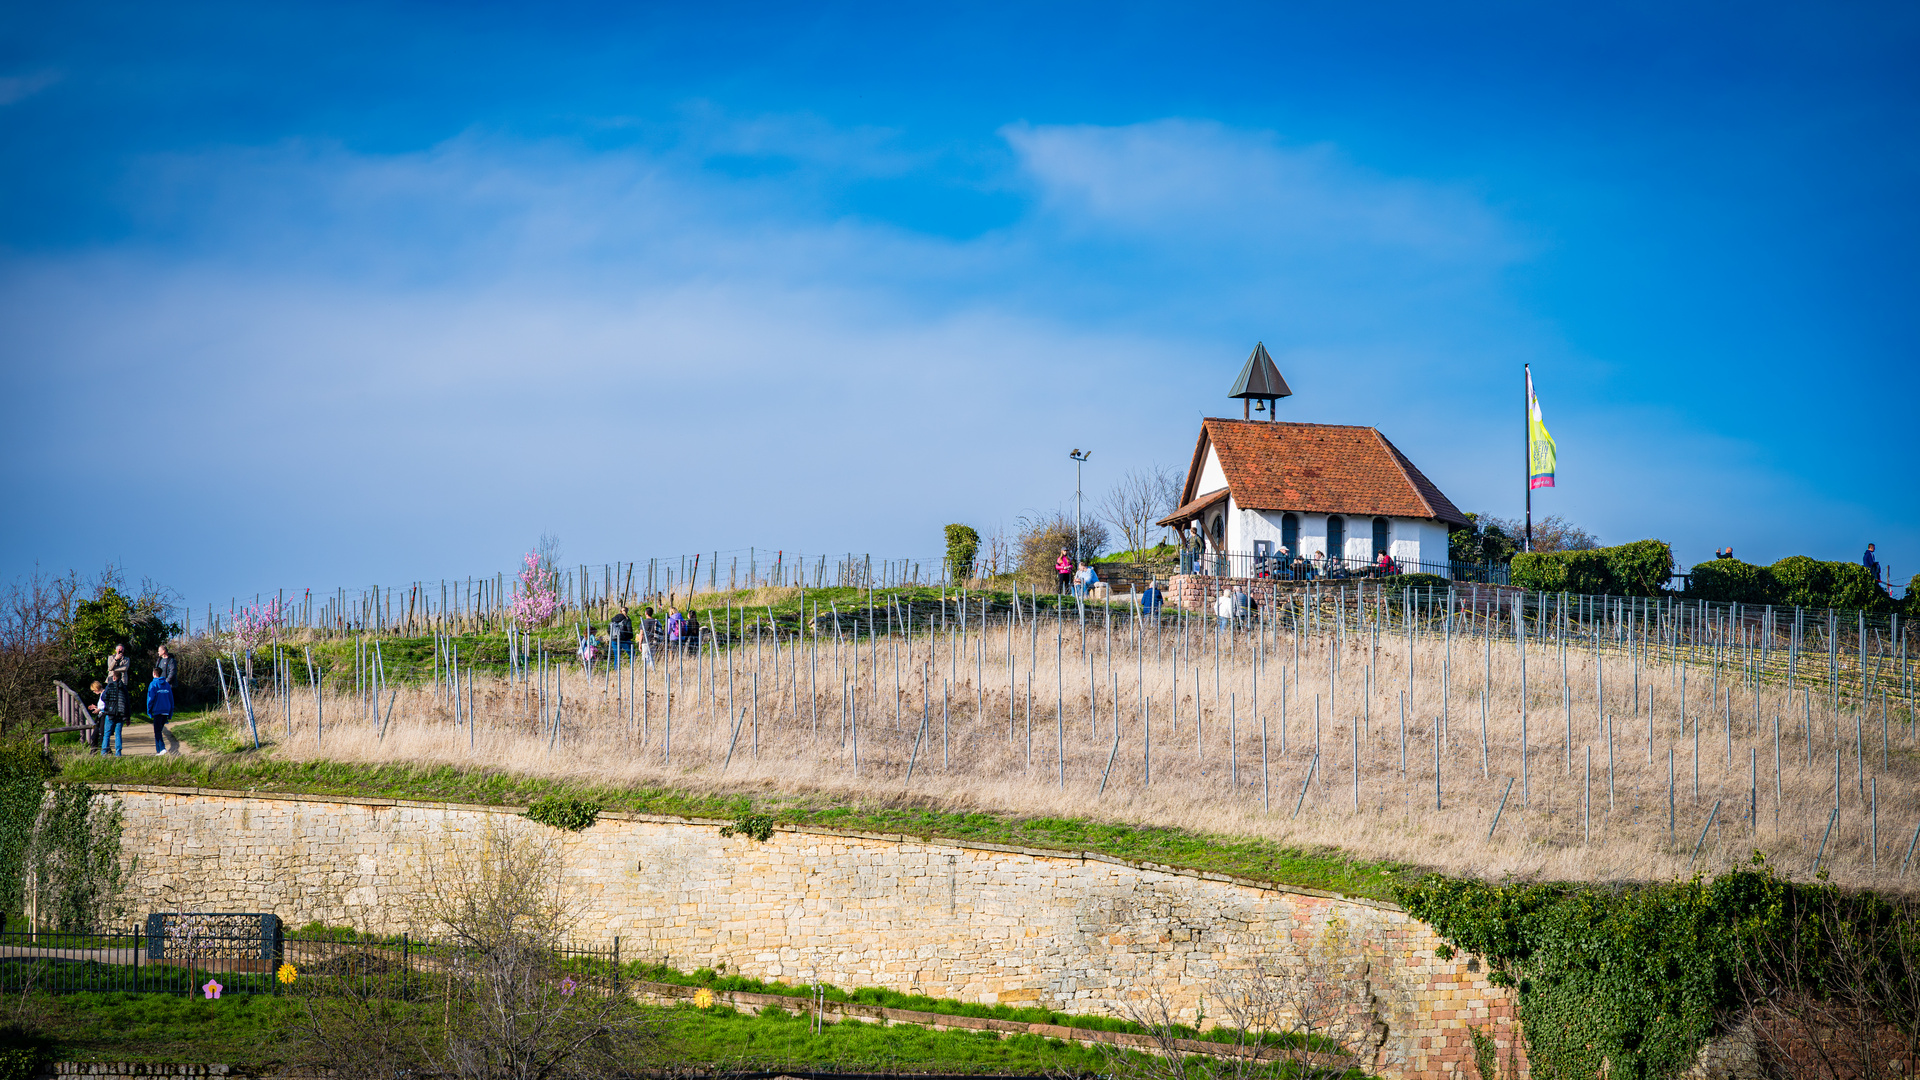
[1282,513,1299,554]
[1327,516,1346,562]
[1372,517,1391,558]
[1208,512,1225,545]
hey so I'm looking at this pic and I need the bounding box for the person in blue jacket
[145,666,175,756]
[1140,580,1164,617]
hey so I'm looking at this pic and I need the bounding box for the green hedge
[1510,539,1673,597]
[1770,555,1887,611]
[1379,573,1452,592]
[1685,559,1781,605]
[1684,556,1891,612]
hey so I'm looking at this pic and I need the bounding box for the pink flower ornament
[203,979,223,999]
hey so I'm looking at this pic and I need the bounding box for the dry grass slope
[224,608,1918,892]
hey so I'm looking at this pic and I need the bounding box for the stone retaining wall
[104,784,1524,1079]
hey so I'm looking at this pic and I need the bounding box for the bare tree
[1097,922,1379,1080]
[0,569,82,735]
[1215,950,1379,1076]
[423,822,670,1080]
[1737,890,1920,1079]
[1100,466,1185,556]
[282,982,432,1080]
[1474,514,1599,554]
[978,522,1013,579]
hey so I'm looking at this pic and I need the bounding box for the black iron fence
[1174,547,1511,585]
[0,922,625,998]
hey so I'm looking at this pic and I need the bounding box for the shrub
[1906,574,1920,616]
[1688,557,1891,612]
[1511,539,1672,597]
[1379,573,1451,592]
[1686,559,1781,605]
[1510,549,1612,594]
[1450,514,1519,565]
[1770,555,1889,612]
[1601,539,1674,596]
[1016,510,1108,583]
[718,813,776,843]
[522,796,600,832]
[943,525,980,583]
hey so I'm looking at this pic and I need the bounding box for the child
[145,666,175,756]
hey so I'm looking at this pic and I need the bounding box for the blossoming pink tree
[512,550,559,628]
[226,597,282,674]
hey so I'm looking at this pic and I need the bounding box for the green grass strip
[64,753,1417,901]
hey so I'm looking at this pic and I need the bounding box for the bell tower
[1228,341,1292,420]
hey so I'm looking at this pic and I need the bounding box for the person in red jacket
[1054,548,1073,594]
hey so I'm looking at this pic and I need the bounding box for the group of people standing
[88,643,176,756]
[580,604,703,666]
[1054,548,1106,597]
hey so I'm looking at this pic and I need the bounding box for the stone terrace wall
[105,784,1524,1080]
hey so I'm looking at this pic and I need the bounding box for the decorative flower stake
[203,979,224,999]
[560,977,577,996]
[277,963,299,984]
[693,987,714,1009]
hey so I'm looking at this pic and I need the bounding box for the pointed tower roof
[1228,342,1292,400]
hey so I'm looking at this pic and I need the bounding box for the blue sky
[3,1,1917,612]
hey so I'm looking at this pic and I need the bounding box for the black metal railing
[0,924,625,998]
[1173,548,1510,585]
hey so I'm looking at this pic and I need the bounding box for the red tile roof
[1165,419,1469,528]
[1156,486,1230,528]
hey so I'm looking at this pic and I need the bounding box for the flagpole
[1524,365,1532,553]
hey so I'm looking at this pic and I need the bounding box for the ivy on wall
[1397,865,1920,1080]
[1397,868,1784,1080]
[0,743,128,931]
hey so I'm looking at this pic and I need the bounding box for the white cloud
[0,71,59,106]
[5,116,1624,599]
[1005,119,1522,263]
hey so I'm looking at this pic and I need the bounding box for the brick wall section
[103,785,1525,1080]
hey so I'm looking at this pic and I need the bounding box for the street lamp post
[1069,449,1091,563]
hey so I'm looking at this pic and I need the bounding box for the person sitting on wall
[1073,561,1100,598]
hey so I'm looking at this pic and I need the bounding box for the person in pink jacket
[1054,548,1073,593]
